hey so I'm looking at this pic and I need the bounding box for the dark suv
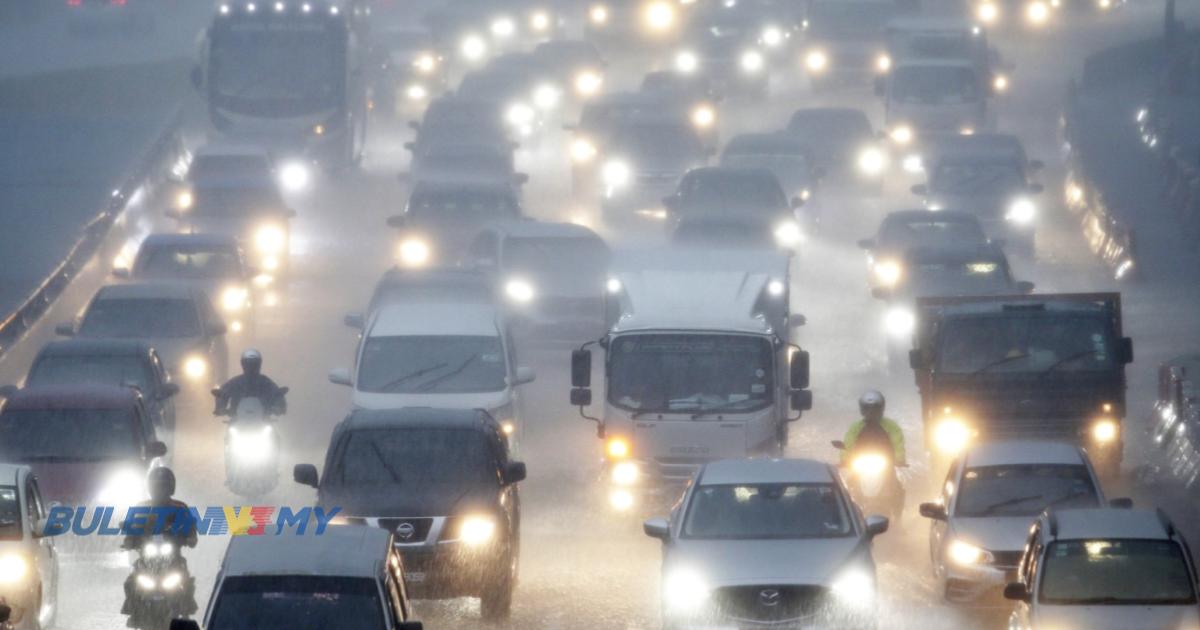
[294,408,526,620]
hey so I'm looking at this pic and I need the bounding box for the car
[880,60,994,161]
[345,267,496,331]
[328,302,534,440]
[719,132,823,222]
[56,283,230,387]
[882,17,1002,86]
[1004,508,1200,629]
[0,464,58,630]
[0,385,167,507]
[456,66,547,139]
[404,143,527,189]
[801,0,905,90]
[388,181,524,269]
[643,458,887,628]
[466,221,610,343]
[22,340,180,432]
[411,97,509,143]
[186,525,422,630]
[639,71,722,107]
[918,442,1108,605]
[293,408,525,620]
[115,233,258,336]
[786,107,885,190]
[663,167,805,251]
[972,0,1056,30]
[597,120,709,220]
[857,209,991,291]
[672,3,772,96]
[368,27,446,118]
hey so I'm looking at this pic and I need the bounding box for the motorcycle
[832,439,905,522]
[122,535,196,630]
[212,387,287,498]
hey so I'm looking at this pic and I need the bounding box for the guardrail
[0,109,185,358]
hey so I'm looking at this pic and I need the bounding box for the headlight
[884,307,915,338]
[804,49,828,72]
[850,453,888,477]
[161,571,184,591]
[674,50,699,74]
[255,224,286,254]
[933,418,972,455]
[690,104,715,129]
[0,555,27,584]
[857,147,887,175]
[831,568,875,606]
[876,54,892,73]
[506,102,535,127]
[643,1,675,31]
[176,190,194,210]
[993,74,1009,92]
[143,541,174,558]
[490,16,516,38]
[606,277,622,294]
[1092,418,1119,443]
[663,568,710,614]
[609,488,634,510]
[574,70,603,96]
[606,436,631,459]
[460,34,487,61]
[1025,0,1049,24]
[602,160,631,188]
[529,10,550,31]
[889,125,914,145]
[1006,198,1037,224]
[960,126,976,136]
[977,1,999,22]
[589,4,608,24]
[612,461,639,485]
[183,355,208,381]
[773,220,803,247]
[136,573,157,591]
[948,539,993,566]
[230,425,273,461]
[762,25,783,47]
[405,84,428,101]
[221,286,248,312]
[767,278,785,296]
[459,515,496,546]
[96,468,145,506]
[278,161,310,193]
[903,154,924,174]
[504,278,536,303]
[873,260,902,287]
[414,52,437,74]
[533,83,561,110]
[740,49,765,73]
[571,138,598,163]
[397,238,430,267]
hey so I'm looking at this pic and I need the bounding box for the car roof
[342,407,498,432]
[220,525,390,579]
[0,465,26,486]
[369,302,499,337]
[963,441,1087,468]
[3,384,139,411]
[138,233,239,249]
[1049,508,1173,541]
[699,458,835,486]
[931,133,1026,160]
[482,219,603,241]
[95,282,198,300]
[35,339,151,358]
[685,166,780,183]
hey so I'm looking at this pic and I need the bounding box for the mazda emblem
[396,522,416,540]
[759,589,781,607]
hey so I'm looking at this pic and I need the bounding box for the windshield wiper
[380,363,448,392]
[1041,350,1100,374]
[417,354,481,392]
[971,352,1029,375]
[368,442,402,483]
[691,398,757,420]
[1045,488,1090,507]
[978,493,1043,516]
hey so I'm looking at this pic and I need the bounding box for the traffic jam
[1,0,1198,627]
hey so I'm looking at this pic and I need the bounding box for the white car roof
[1051,509,1173,542]
[963,441,1087,468]
[220,525,389,578]
[699,458,835,486]
[368,302,499,337]
[0,465,25,486]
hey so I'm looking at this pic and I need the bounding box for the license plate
[403,572,425,583]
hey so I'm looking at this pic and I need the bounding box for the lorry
[909,292,1133,477]
[569,249,812,511]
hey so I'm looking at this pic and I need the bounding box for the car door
[1010,526,1041,629]
[149,350,176,431]
[931,458,959,572]
[24,475,55,612]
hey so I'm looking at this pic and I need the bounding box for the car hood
[668,537,866,587]
[142,338,205,369]
[352,389,510,412]
[520,272,606,299]
[889,101,982,132]
[951,516,1037,552]
[321,481,499,517]
[25,459,140,504]
[1034,604,1200,630]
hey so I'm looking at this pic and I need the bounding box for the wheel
[479,551,516,620]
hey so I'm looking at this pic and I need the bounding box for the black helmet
[859,390,886,417]
[147,467,176,502]
[241,348,262,377]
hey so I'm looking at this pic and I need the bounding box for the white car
[0,464,58,630]
[919,441,1107,605]
[329,302,534,441]
[1005,507,1200,629]
[644,458,886,628]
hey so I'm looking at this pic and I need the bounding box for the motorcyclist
[842,390,906,466]
[213,349,286,417]
[121,467,198,620]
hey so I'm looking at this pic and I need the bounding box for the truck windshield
[357,335,507,394]
[1040,540,1196,605]
[208,575,385,630]
[210,23,343,116]
[331,428,491,486]
[954,464,1099,517]
[684,483,851,539]
[891,66,979,104]
[937,314,1117,375]
[0,409,139,461]
[608,334,773,414]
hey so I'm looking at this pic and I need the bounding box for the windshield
[190,156,273,182]
[332,428,492,486]
[932,160,1025,196]
[608,334,773,414]
[954,464,1099,517]
[192,186,286,217]
[80,298,200,339]
[421,153,511,175]
[209,576,385,630]
[892,66,980,104]
[936,314,1118,374]
[135,246,241,280]
[210,23,344,116]
[357,335,506,394]
[1040,540,1197,605]
[0,409,139,461]
[0,488,19,541]
[503,238,608,277]
[904,259,1011,294]
[880,217,986,248]
[28,355,152,391]
[893,33,978,61]
[408,190,520,222]
[611,126,703,161]
[682,172,787,215]
[684,483,852,539]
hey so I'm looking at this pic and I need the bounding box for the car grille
[713,585,828,622]
[377,518,434,544]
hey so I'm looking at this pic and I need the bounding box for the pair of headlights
[664,566,874,615]
[136,570,185,591]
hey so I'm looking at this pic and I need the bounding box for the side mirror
[570,388,592,406]
[910,184,928,196]
[918,502,948,521]
[514,173,530,185]
[386,215,407,228]
[112,267,131,279]
[189,66,202,90]
[1016,280,1035,294]
[789,389,812,412]
[643,517,670,540]
[909,348,927,370]
[164,208,182,220]
[293,463,319,488]
[328,367,353,387]
[159,383,181,399]
[343,313,365,330]
[147,441,168,459]
[856,238,875,250]
[55,322,76,337]
[0,604,11,624]
[208,322,228,336]
[503,461,527,485]
[513,366,536,386]
[31,517,50,539]
[1029,159,1045,171]
[1109,497,1134,509]
[790,314,807,328]
[789,350,810,389]
[864,515,889,537]
[1003,582,1031,603]
[1029,183,1045,194]
[1117,337,1134,364]
[571,349,592,388]
[210,387,221,398]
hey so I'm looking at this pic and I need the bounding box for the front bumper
[941,561,1012,605]
[398,543,507,599]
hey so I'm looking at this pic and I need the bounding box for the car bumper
[942,563,1012,604]
[397,544,507,598]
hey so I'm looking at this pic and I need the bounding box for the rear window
[209,575,385,630]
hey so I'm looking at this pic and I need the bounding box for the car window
[135,246,242,280]
[358,335,507,394]
[683,483,852,539]
[0,487,21,541]
[331,428,494,487]
[28,354,153,392]
[208,575,386,630]
[1039,540,1197,605]
[81,298,201,338]
[0,408,141,461]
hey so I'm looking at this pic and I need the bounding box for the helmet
[241,349,262,377]
[147,467,176,502]
[859,390,886,417]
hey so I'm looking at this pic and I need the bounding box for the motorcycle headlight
[397,238,431,267]
[876,53,892,73]
[761,25,783,47]
[490,16,516,38]
[0,555,27,584]
[831,568,875,607]
[278,161,310,192]
[183,355,208,381]
[643,0,675,31]
[933,418,972,455]
[459,515,497,547]
[505,102,535,127]
[533,83,561,110]
[220,286,248,312]
[1006,198,1037,224]
[413,52,437,74]
[850,453,888,477]
[161,571,184,591]
[903,154,924,174]
[574,70,603,96]
[255,224,286,254]
[571,138,598,163]
[674,50,699,74]
[231,425,273,461]
[804,49,828,72]
[690,104,715,129]
[740,49,765,74]
[589,4,608,25]
[977,1,999,23]
[884,307,916,338]
[612,461,639,485]
[136,573,157,591]
[873,260,902,287]
[948,539,994,566]
[889,125,914,145]
[602,160,632,188]
[1092,418,1119,443]
[460,34,487,61]
[773,220,803,247]
[504,278,536,303]
[96,469,145,507]
[663,568,710,614]
[857,147,887,175]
